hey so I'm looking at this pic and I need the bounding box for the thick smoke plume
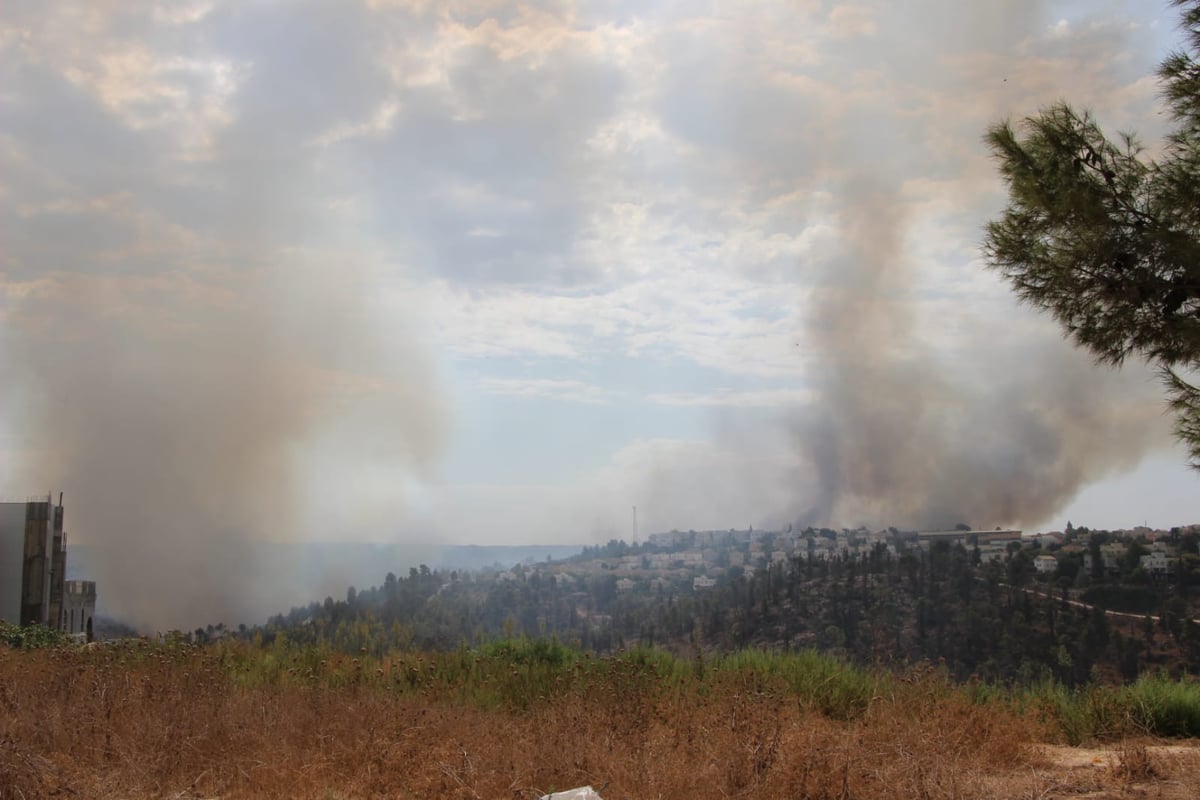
[3,260,445,631]
[792,177,1168,530]
[0,3,451,632]
[771,0,1180,532]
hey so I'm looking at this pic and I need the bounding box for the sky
[1,1,1197,627]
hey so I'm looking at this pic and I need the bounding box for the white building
[648,530,692,548]
[978,544,1007,562]
[1100,543,1127,573]
[1140,552,1173,577]
[1033,555,1058,575]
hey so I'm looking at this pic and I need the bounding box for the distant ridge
[65,541,588,624]
[436,544,586,571]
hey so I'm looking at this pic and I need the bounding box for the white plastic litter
[539,786,604,800]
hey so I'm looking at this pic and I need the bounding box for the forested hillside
[238,536,1200,686]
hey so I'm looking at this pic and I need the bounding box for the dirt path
[1020,742,1200,799]
[990,578,1200,626]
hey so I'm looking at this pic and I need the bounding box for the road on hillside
[991,579,1200,627]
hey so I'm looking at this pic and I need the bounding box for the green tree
[983,0,1200,465]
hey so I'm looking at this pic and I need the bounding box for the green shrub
[1122,675,1200,737]
[0,621,71,649]
[711,649,884,720]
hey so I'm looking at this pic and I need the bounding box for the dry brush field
[2,640,1199,799]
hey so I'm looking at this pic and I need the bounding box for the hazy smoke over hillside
[4,261,445,630]
[0,3,456,632]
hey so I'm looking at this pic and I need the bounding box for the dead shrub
[1109,741,1159,784]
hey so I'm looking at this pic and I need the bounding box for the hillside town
[484,523,1200,597]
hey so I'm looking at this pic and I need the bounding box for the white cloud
[647,388,815,408]
[478,377,620,405]
[1048,19,1071,40]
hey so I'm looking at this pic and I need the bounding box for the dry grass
[1,643,1198,799]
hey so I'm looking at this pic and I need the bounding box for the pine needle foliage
[983,0,1200,466]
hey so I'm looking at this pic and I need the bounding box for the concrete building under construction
[63,580,97,640]
[0,493,95,640]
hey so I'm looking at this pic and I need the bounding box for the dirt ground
[1019,742,1200,799]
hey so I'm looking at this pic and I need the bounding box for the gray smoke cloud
[0,1,448,631]
[785,0,1179,529]
[3,258,445,631]
[625,0,1178,533]
[791,177,1168,530]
